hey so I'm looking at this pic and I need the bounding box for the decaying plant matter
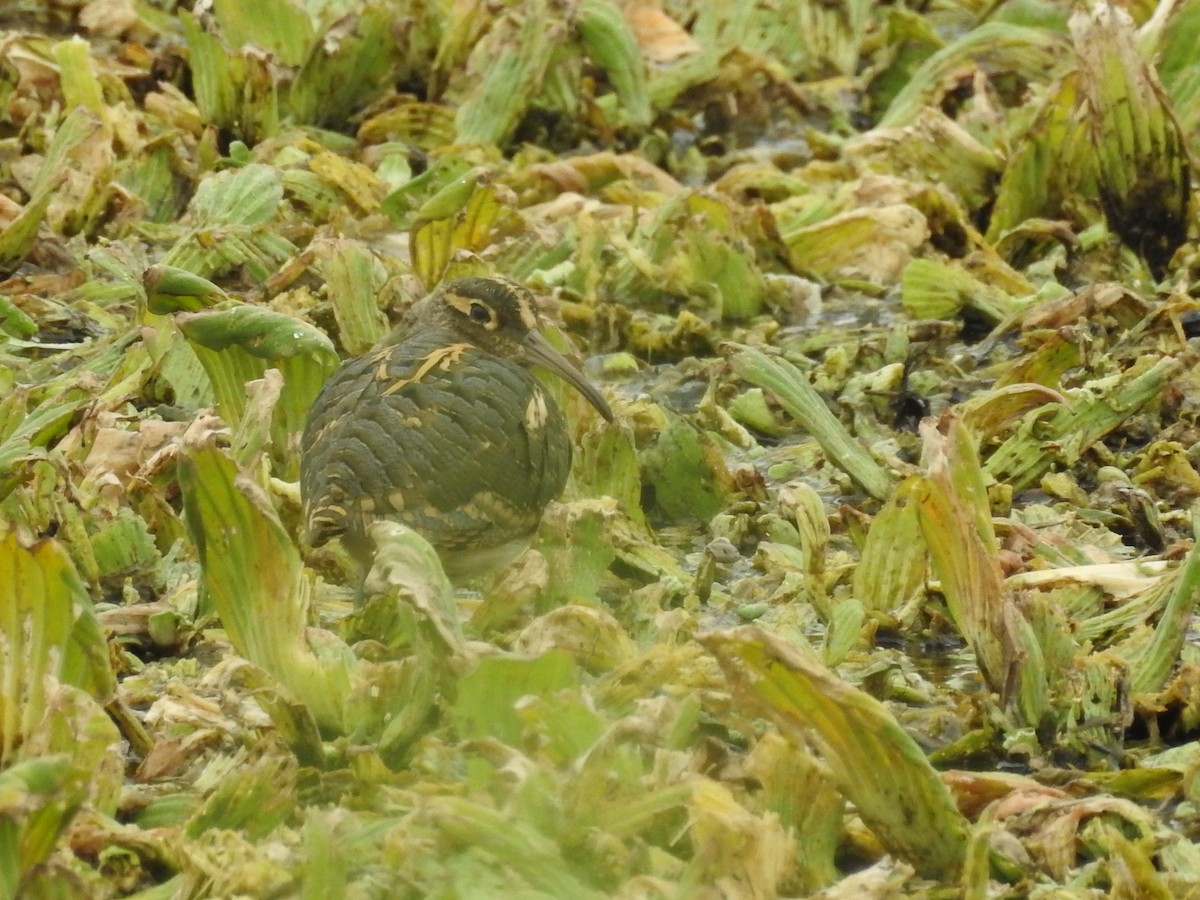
[4,0,1200,895]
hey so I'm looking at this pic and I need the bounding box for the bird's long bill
[523,331,614,422]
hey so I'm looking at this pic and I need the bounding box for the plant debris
[5,0,1200,896]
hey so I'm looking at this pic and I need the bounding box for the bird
[299,275,613,583]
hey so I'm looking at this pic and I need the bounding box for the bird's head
[412,277,614,422]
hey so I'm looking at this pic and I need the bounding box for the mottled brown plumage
[300,276,612,580]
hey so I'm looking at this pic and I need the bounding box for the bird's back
[299,326,572,565]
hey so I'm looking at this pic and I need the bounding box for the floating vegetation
[4,0,1200,895]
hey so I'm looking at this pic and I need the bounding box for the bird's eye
[468,303,492,324]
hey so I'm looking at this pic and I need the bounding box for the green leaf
[0,107,106,276]
[0,529,116,766]
[451,651,578,745]
[900,257,1020,324]
[289,5,403,128]
[175,303,338,477]
[312,240,390,355]
[853,477,928,623]
[639,412,732,521]
[143,265,230,315]
[576,0,651,127]
[0,755,75,898]
[702,627,969,880]
[428,795,608,899]
[211,0,314,67]
[988,73,1091,243]
[729,345,893,500]
[185,163,283,229]
[162,164,293,278]
[917,414,1048,725]
[178,428,350,732]
[1071,3,1190,277]
[180,10,279,142]
[1127,515,1200,695]
[985,357,1183,491]
[454,0,562,145]
[0,531,123,894]
[880,23,1070,127]
[410,172,520,287]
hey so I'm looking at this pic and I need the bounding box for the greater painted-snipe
[300,276,613,581]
